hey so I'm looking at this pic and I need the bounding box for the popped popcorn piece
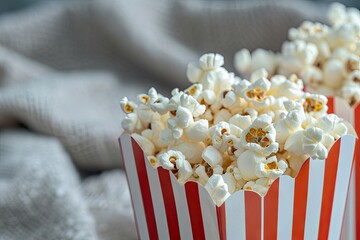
[234,48,277,76]
[323,58,346,89]
[171,140,204,164]
[237,150,265,181]
[202,146,223,167]
[159,150,185,170]
[158,150,193,183]
[228,114,252,131]
[222,172,236,194]
[120,97,138,114]
[285,127,328,160]
[175,158,193,184]
[255,156,288,180]
[268,75,304,100]
[205,174,231,206]
[122,112,142,133]
[275,101,305,144]
[243,178,271,196]
[226,164,243,180]
[341,82,360,106]
[233,78,271,108]
[194,163,212,185]
[185,119,209,142]
[299,93,328,119]
[240,114,278,156]
[316,114,348,148]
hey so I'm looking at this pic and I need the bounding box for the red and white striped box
[119,133,356,240]
[327,97,360,240]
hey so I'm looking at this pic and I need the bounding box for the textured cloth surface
[0,0,326,239]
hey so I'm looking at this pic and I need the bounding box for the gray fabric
[0,0,327,239]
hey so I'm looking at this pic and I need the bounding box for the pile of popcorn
[235,3,360,106]
[120,53,348,205]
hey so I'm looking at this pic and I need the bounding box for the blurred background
[0,0,358,240]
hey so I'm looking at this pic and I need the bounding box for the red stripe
[292,159,310,240]
[185,182,205,240]
[318,139,341,240]
[119,137,141,239]
[131,138,159,240]
[216,204,226,240]
[245,191,262,240]
[157,168,181,240]
[355,104,360,240]
[264,179,279,239]
[327,97,334,114]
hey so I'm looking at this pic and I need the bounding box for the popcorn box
[327,97,360,240]
[119,133,356,240]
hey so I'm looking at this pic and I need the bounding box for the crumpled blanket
[0,0,326,239]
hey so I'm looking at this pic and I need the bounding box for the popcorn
[234,48,277,76]
[175,158,193,184]
[122,53,349,201]
[222,172,236,194]
[279,40,318,77]
[229,114,252,131]
[205,174,231,206]
[268,75,304,100]
[341,82,360,106]
[185,119,209,142]
[255,156,288,180]
[142,119,167,149]
[120,97,137,114]
[194,163,212,185]
[202,146,223,167]
[159,150,185,170]
[170,140,204,164]
[299,93,328,119]
[226,164,242,180]
[159,150,193,184]
[243,178,271,196]
[234,3,360,107]
[237,150,266,181]
[240,114,278,156]
[233,78,271,108]
[316,114,348,148]
[323,59,346,89]
[285,127,328,160]
[122,113,141,133]
[275,101,305,144]
[213,109,232,124]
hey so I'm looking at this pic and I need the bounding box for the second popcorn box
[119,53,357,239]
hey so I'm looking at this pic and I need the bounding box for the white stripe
[226,191,246,240]
[198,185,219,240]
[304,158,326,240]
[170,176,192,240]
[144,154,169,240]
[277,176,295,240]
[341,168,356,240]
[329,136,356,239]
[120,135,148,240]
